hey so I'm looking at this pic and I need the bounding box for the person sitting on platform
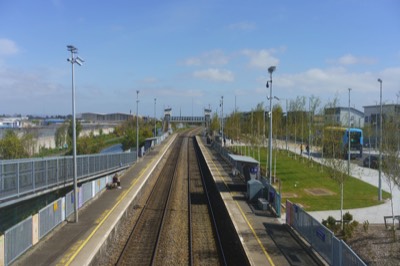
[112,173,121,189]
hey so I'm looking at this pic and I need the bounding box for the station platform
[13,134,177,266]
[196,136,322,266]
[12,132,319,266]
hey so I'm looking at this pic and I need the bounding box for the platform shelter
[228,154,260,181]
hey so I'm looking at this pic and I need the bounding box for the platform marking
[201,143,275,266]
[62,137,174,266]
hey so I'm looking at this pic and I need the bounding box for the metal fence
[65,190,74,219]
[81,182,93,207]
[0,151,136,203]
[4,216,32,266]
[260,178,281,217]
[0,132,171,265]
[39,198,63,239]
[2,176,112,265]
[286,200,366,266]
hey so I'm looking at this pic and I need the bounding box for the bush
[322,215,341,233]
[363,220,369,233]
[343,211,353,223]
[323,212,359,239]
[343,220,359,240]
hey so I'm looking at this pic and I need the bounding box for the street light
[136,90,140,160]
[378,78,383,201]
[154,98,157,137]
[266,66,276,184]
[67,45,84,223]
[348,88,351,173]
[220,96,224,146]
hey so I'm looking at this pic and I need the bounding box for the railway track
[188,136,224,265]
[115,130,248,265]
[116,137,182,265]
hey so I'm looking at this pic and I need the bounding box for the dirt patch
[304,188,335,196]
[347,224,400,265]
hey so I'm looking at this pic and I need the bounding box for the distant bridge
[163,108,212,131]
[169,116,206,123]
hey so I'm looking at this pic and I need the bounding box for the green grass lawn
[230,145,390,211]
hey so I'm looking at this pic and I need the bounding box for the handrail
[0,151,136,206]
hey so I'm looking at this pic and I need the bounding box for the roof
[228,154,259,164]
[325,107,364,117]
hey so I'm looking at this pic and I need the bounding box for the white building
[324,107,364,128]
[0,117,28,128]
[363,104,400,146]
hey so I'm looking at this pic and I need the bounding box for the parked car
[363,155,383,169]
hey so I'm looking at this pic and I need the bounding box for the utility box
[247,179,264,202]
[258,198,268,210]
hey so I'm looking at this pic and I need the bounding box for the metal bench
[384,215,400,229]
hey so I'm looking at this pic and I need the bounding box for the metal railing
[4,216,33,266]
[0,151,136,205]
[0,133,171,265]
[2,174,112,265]
[39,198,63,239]
[286,200,366,266]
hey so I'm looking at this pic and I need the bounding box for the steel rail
[116,138,182,265]
[188,138,194,266]
[193,136,227,265]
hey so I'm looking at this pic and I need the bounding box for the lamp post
[378,78,383,201]
[136,90,140,160]
[154,98,157,137]
[375,101,378,151]
[267,66,276,184]
[67,45,84,223]
[221,96,224,146]
[348,88,351,174]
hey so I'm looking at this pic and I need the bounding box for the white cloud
[193,68,234,82]
[180,50,229,66]
[273,66,400,109]
[241,49,279,69]
[0,38,19,56]
[330,54,376,65]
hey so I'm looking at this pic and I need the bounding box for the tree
[322,97,350,229]
[363,123,374,168]
[381,113,400,241]
[77,131,106,155]
[308,95,321,160]
[55,123,68,148]
[287,96,306,152]
[21,132,37,156]
[209,112,220,136]
[67,119,82,149]
[121,128,136,151]
[118,116,155,152]
[0,130,28,159]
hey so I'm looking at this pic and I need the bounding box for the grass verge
[229,145,390,211]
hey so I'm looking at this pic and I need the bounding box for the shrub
[363,220,369,233]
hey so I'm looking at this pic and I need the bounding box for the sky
[0,0,399,118]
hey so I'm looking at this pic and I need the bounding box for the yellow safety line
[63,138,173,266]
[201,144,275,266]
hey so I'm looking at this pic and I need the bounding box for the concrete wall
[34,127,114,153]
[32,214,39,246]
